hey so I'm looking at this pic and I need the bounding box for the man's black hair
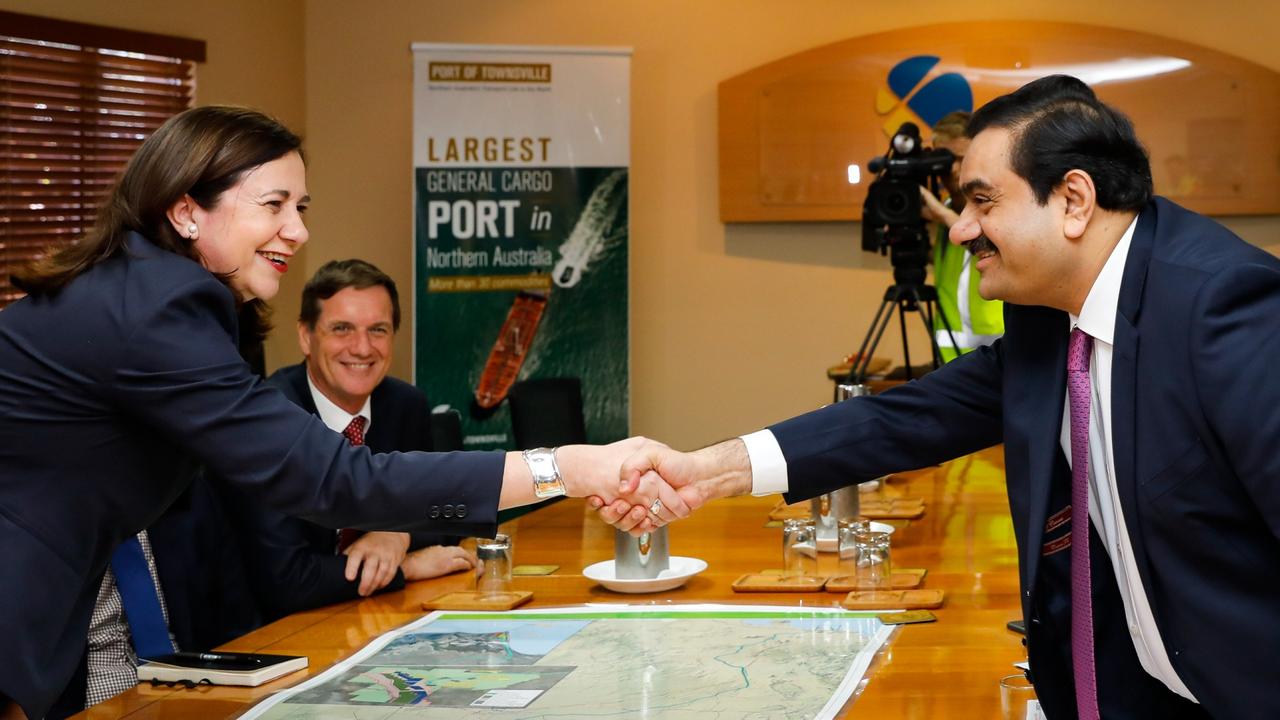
[299,259,401,330]
[967,74,1152,211]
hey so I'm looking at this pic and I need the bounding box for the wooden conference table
[80,447,1024,719]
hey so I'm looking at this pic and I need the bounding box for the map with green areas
[291,665,573,707]
[243,605,894,720]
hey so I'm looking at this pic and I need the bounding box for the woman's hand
[561,437,692,535]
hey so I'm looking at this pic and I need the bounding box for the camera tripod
[846,281,958,386]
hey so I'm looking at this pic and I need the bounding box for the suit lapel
[364,383,388,452]
[1112,202,1157,581]
[1011,307,1069,589]
[287,363,320,416]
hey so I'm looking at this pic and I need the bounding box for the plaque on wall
[719,21,1280,221]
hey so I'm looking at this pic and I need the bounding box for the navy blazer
[775,198,1280,719]
[225,362,463,622]
[0,233,504,718]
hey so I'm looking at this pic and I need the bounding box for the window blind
[0,11,204,308]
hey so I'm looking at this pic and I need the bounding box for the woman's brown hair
[13,105,304,340]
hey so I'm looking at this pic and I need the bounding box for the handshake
[552,436,755,536]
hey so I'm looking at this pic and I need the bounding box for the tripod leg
[931,297,961,367]
[854,291,892,368]
[897,296,913,380]
[852,289,902,383]
[908,288,948,369]
[920,296,942,367]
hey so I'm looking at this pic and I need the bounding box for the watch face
[533,477,566,498]
[526,449,565,498]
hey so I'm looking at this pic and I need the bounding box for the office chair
[507,377,587,450]
[429,407,464,451]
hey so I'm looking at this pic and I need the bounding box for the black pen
[149,651,270,666]
[193,652,265,665]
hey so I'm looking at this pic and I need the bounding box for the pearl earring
[187,223,198,239]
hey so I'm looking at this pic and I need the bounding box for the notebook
[137,651,307,687]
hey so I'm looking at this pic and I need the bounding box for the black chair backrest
[430,407,464,451]
[508,377,587,449]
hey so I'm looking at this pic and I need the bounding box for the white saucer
[815,521,895,553]
[583,556,708,594]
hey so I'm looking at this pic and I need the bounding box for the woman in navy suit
[0,106,683,718]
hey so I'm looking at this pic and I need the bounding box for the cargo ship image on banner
[552,169,626,289]
[474,290,549,409]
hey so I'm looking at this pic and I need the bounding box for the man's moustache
[966,234,997,258]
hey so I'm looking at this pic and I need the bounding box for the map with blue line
[246,605,893,720]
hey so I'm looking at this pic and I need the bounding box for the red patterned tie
[1068,327,1100,720]
[342,415,366,446]
[336,416,367,553]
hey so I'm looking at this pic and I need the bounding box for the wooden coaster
[767,497,925,522]
[840,589,944,610]
[826,356,892,380]
[512,565,559,576]
[858,497,926,520]
[825,568,928,593]
[731,573,827,592]
[767,501,811,522]
[422,590,533,611]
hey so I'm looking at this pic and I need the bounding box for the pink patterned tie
[1068,327,1100,720]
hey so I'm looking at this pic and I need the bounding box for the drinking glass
[839,520,891,588]
[999,673,1040,720]
[475,533,513,597]
[781,518,818,578]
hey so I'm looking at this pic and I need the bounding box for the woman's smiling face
[189,151,310,302]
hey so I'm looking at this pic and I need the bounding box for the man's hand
[343,531,411,596]
[920,186,959,227]
[401,545,478,581]
[558,437,693,534]
[596,438,753,535]
[593,469,694,536]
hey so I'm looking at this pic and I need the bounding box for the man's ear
[1060,169,1096,241]
[297,320,313,358]
[166,194,200,239]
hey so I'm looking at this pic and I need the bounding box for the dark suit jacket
[775,198,1280,719]
[226,362,462,622]
[149,470,263,651]
[0,233,504,718]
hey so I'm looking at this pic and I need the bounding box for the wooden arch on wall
[718,21,1280,222]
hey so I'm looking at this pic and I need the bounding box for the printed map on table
[243,604,894,720]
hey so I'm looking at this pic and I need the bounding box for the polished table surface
[79,447,1023,719]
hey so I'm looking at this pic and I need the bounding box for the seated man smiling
[231,259,477,622]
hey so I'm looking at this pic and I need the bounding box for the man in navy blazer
[615,76,1280,719]
[227,259,478,622]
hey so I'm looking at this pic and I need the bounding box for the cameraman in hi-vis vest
[919,111,1004,361]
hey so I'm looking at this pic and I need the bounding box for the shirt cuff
[740,429,789,496]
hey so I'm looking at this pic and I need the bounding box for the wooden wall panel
[719,21,1280,221]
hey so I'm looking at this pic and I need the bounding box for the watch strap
[522,447,566,498]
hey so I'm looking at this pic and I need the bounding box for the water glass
[781,518,818,578]
[838,519,891,588]
[999,673,1041,720]
[475,533,513,596]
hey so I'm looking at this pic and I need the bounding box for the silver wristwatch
[522,447,566,498]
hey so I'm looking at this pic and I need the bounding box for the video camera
[861,122,955,287]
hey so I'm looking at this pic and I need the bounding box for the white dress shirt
[743,217,1196,701]
[1058,217,1195,702]
[306,370,373,435]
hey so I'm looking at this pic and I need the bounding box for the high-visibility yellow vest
[933,223,1004,362]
